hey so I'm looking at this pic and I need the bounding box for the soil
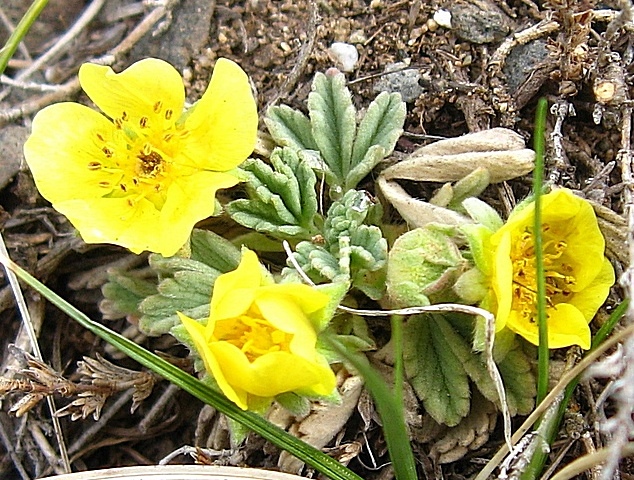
[0,0,631,479]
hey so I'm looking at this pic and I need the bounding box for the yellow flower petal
[180,249,337,410]
[491,230,513,331]
[255,292,318,358]
[23,103,118,202]
[481,188,614,349]
[210,250,262,319]
[505,303,591,349]
[569,258,614,320]
[210,345,334,399]
[179,313,249,409]
[78,58,185,130]
[54,196,183,255]
[180,58,258,171]
[25,57,257,256]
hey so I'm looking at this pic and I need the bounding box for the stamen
[87,161,102,170]
[165,109,173,120]
[139,116,149,128]
[153,101,162,113]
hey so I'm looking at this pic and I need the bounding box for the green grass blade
[4,259,363,480]
[533,97,548,404]
[325,331,418,480]
[0,0,49,76]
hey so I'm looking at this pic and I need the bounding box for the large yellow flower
[24,58,257,256]
[179,250,337,410]
[481,189,614,349]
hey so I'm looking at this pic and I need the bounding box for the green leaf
[347,92,405,189]
[226,149,319,239]
[288,190,387,298]
[138,255,219,336]
[190,229,241,273]
[308,71,356,187]
[496,341,536,416]
[404,314,471,426]
[265,105,318,151]
[101,271,157,319]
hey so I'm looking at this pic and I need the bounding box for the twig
[0,0,179,125]
[0,74,68,91]
[14,0,106,82]
[138,382,178,434]
[548,101,575,184]
[67,390,134,458]
[265,0,318,110]
[28,422,66,475]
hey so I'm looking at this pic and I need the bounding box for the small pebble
[328,42,359,73]
[433,9,453,29]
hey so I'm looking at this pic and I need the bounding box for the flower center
[511,224,576,321]
[88,106,191,207]
[214,312,293,363]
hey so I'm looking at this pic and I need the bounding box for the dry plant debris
[0,0,632,479]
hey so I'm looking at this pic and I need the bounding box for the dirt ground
[0,0,632,478]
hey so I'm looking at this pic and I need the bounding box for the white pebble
[433,9,452,29]
[328,42,359,73]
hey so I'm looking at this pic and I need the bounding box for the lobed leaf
[404,314,471,426]
[227,149,319,239]
[308,71,356,186]
[265,104,318,151]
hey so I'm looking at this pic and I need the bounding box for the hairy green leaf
[347,92,405,189]
[101,272,157,319]
[189,229,241,273]
[404,314,471,426]
[287,190,387,298]
[265,105,318,151]
[227,149,319,239]
[308,71,356,186]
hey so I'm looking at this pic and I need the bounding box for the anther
[99,181,111,188]
[96,133,105,142]
[87,161,102,170]
[102,147,113,158]
[165,109,173,120]
[140,117,149,128]
[153,101,162,113]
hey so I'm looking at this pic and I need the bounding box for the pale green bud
[386,225,468,308]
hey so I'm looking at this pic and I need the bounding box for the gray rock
[373,62,424,103]
[0,126,28,191]
[129,0,216,71]
[449,1,511,44]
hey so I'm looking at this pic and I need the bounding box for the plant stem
[0,0,49,76]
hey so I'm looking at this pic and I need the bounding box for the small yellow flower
[179,249,337,410]
[481,188,614,349]
[24,58,257,256]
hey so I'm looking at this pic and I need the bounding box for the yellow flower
[178,250,337,410]
[481,188,614,349]
[24,58,257,256]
